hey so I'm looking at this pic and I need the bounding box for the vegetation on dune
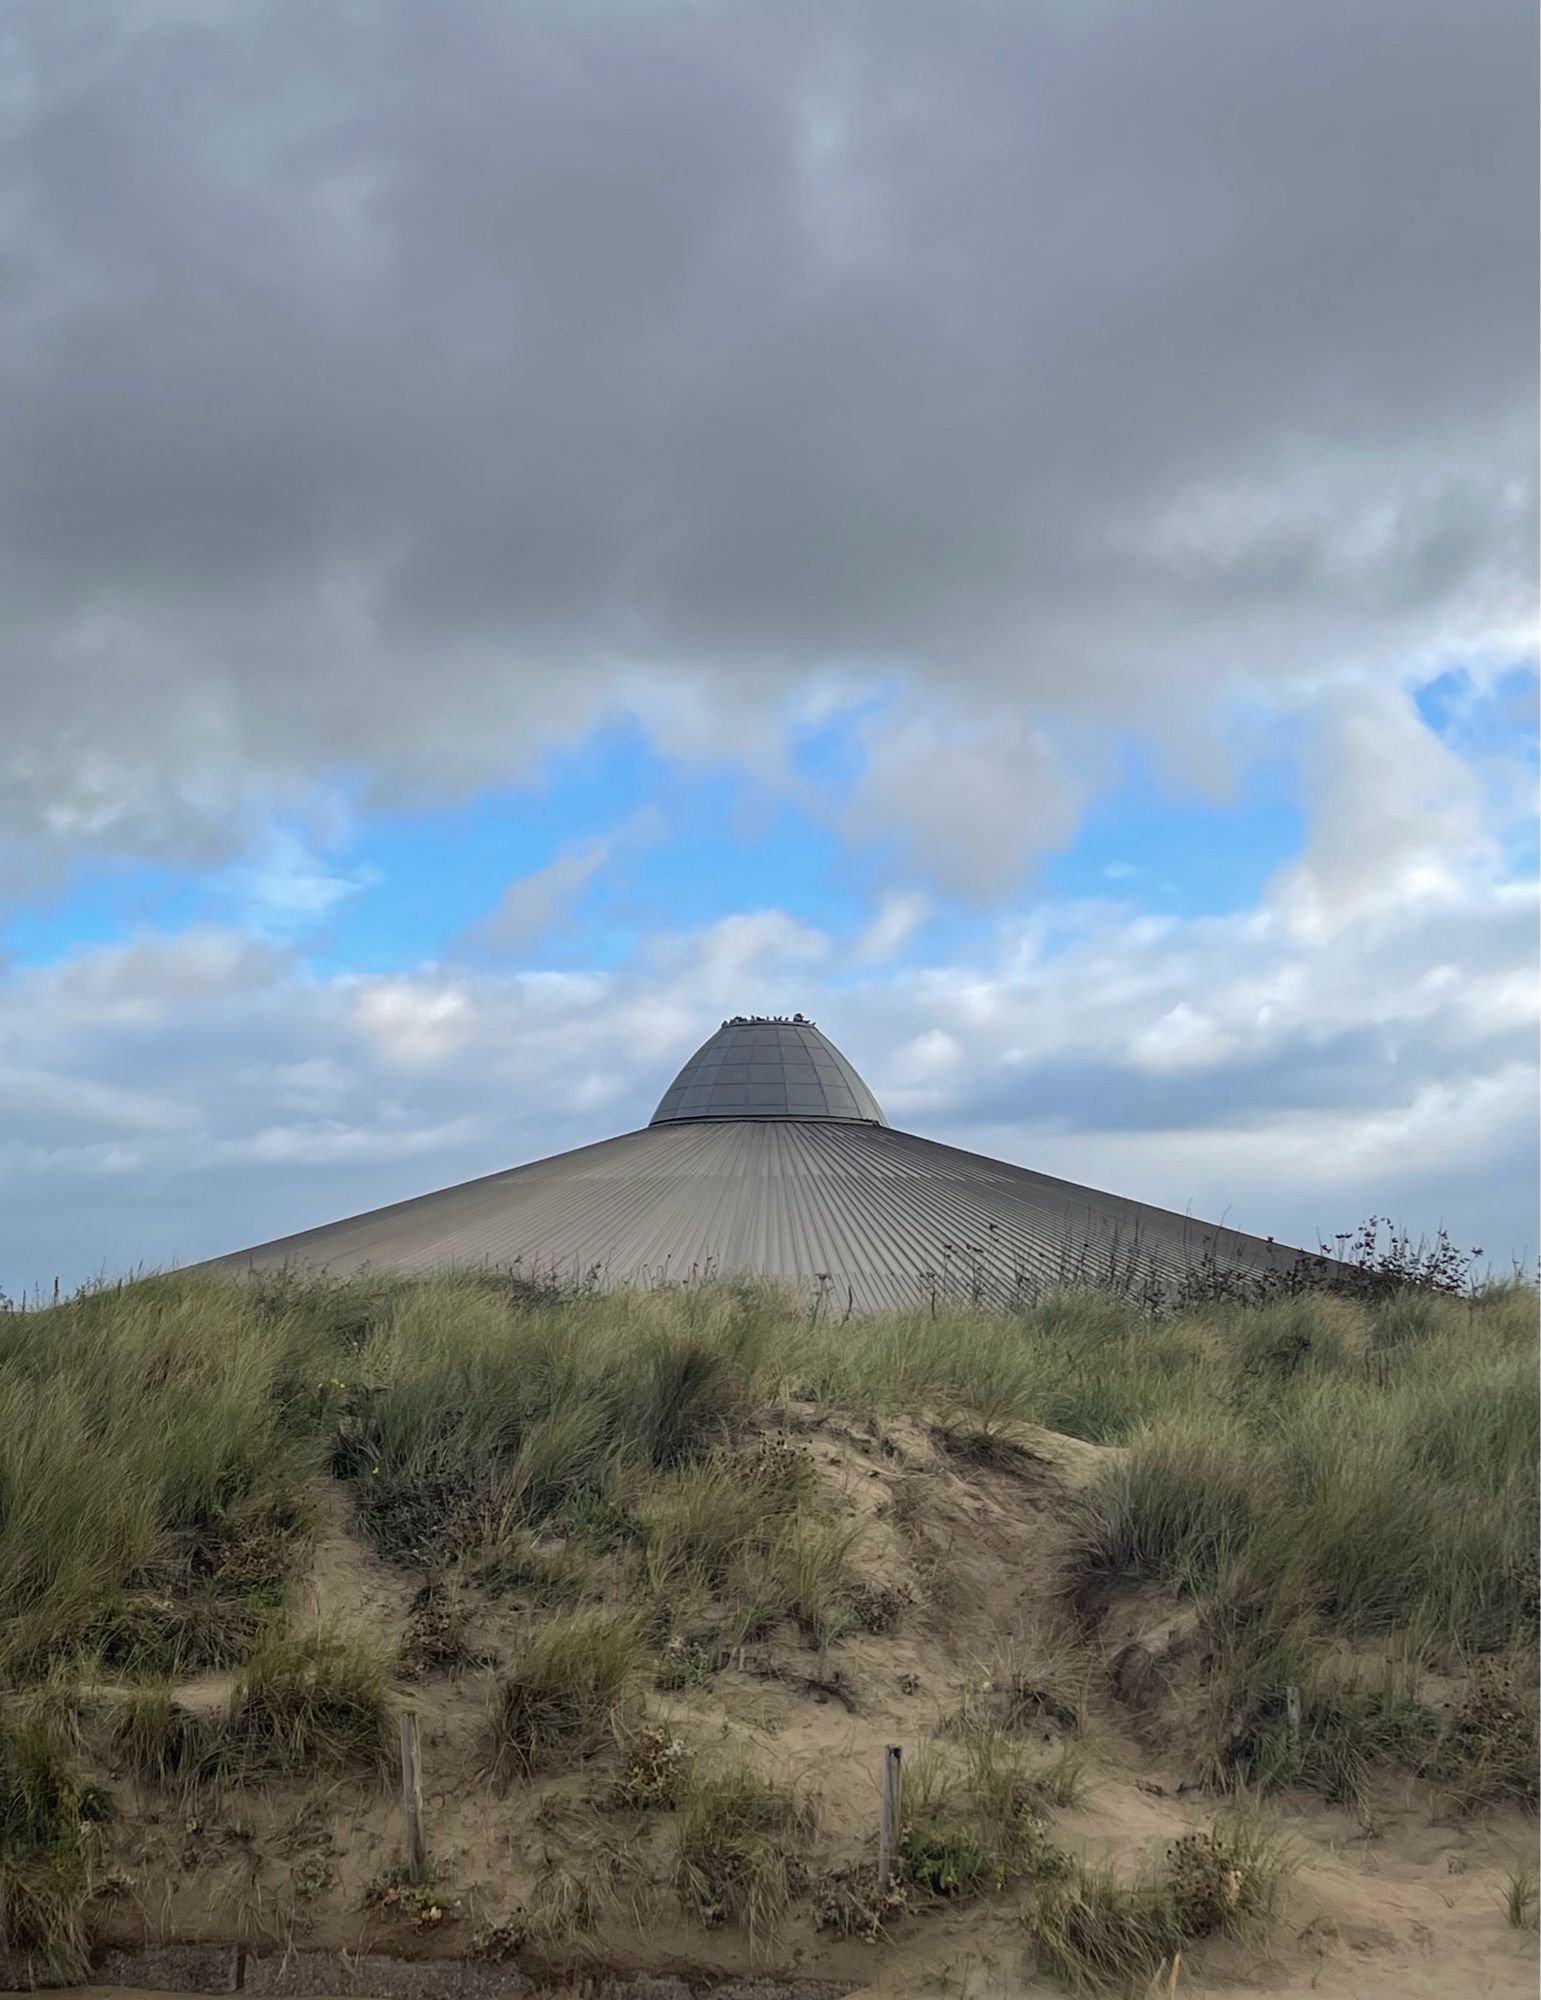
[1064,1281,1539,1810]
[673,1762,818,1942]
[0,1697,113,1976]
[3,1266,1530,1663]
[0,1258,1533,1976]
[1025,1816,1289,1993]
[112,1632,393,1787]
[488,1610,642,1777]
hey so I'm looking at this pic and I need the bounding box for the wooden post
[1285,1683,1302,1743]
[399,1709,426,1885]
[877,1744,903,1886]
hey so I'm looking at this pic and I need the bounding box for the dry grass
[1064,1284,1538,1806]
[113,1633,393,1787]
[673,1762,819,1943]
[1026,1815,1290,1993]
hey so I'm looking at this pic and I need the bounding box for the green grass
[110,1633,394,1788]
[220,1631,394,1775]
[488,1610,642,1776]
[0,1276,320,1680]
[1,1264,1532,1850]
[0,1698,113,1977]
[1061,1283,1538,1805]
[636,1436,860,1647]
[1503,1865,1539,1931]
[112,1687,219,1789]
[888,1732,1073,1903]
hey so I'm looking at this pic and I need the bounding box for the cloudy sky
[2,0,1536,1294]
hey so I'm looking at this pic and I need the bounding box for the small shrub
[399,1584,476,1679]
[811,1863,910,1940]
[365,1864,460,1929]
[1165,1829,1263,1935]
[655,1635,722,1691]
[470,1914,530,1959]
[612,1724,688,1809]
[674,1765,818,1940]
[846,1579,912,1633]
[895,1812,992,1898]
[488,1612,640,1776]
[891,1732,1071,1904]
[1435,1658,1539,1811]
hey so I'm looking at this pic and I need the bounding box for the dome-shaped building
[211,1015,1323,1307]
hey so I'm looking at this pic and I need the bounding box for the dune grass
[1025,1816,1289,1993]
[1063,1282,1538,1806]
[0,1264,1533,1843]
[673,1762,819,1942]
[112,1631,394,1788]
[488,1610,642,1777]
[0,1697,113,1976]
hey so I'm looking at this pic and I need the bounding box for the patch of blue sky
[4,859,214,966]
[1415,659,1538,759]
[23,677,1498,978]
[306,723,881,974]
[1041,737,1306,917]
[1416,661,1539,876]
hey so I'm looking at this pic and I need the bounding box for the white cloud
[1128,1003,1235,1073]
[844,707,1091,893]
[1272,681,1501,939]
[227,828,374,938]
[462,806,666,954]
[349,978,474,1065]
[852,890,932,965]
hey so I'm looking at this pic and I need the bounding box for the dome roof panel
[649,1016,888,1126]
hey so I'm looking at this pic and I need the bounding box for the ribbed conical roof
[650,1017,888,1126]
[206,1012,1339,1307]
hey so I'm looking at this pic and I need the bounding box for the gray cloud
[1,0,1533,887]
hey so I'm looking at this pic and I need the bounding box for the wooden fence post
[877,1743,903,1886]
[399,1709,427,1885]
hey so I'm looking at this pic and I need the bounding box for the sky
[1,0,1536,1295]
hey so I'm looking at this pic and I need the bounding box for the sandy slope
[60,1411,1540,1998]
